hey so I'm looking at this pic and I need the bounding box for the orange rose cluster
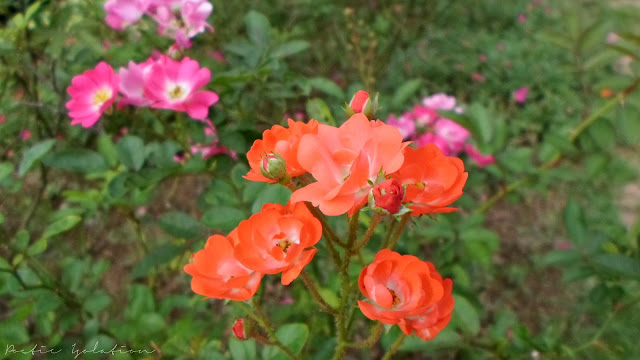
[185,90,467,342]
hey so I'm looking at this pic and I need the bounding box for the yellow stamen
[93,89,111,106]
[277,239,292,253]
[169,85,185,100]
[389,289,401,306]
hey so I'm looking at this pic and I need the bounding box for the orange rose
[234,202,322,285]
[244,119,319,183]
[358,249,454,340]
[390,144,468,216]
[184,231,263,301]
[291,113,408,216]
[397,276,454,341]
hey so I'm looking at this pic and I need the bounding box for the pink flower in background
[478,54,488,62]
[209,50,227,63]
[606,32,620,44]
[20,130,32,140]
[471,72,486,83]
[518,14,527,23]
[149,0,213,48]
[387,114,416,139]
[118,59,155,107]
[513,86,529,104]
[415,133,450,153]
[434,119,470,155]
[104,0,150,30]
[423,93,457,111]
[464,144,495,167]
[386,92,496,167]
[0,115,6,124]
[66,62,119,128]
[412,105,439,126]
[144,55,219,120]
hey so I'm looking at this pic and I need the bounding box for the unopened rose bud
[346,90,379,119]
[260,153,289,183]
[371,179,404,214]
[232,318,246,340]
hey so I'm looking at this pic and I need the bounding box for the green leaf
[229,338,257,360]
[41,215,82,240]
[496,147,533,173]
[18,139,55,177]
[116,135,146,171]
[26,238,47,256]
[308,77,345,99]
[97,134,119,168]
[262,324,309,360]
[453,295,480,335]
[245,10,271,45]
[83,290,111,315]
[593,254,640,280]
[563,198,586,244]
[43,149,108,173]
[137,312,166,333]
[588,118,616,150]
[0,162,13,180]
[125,284,155,320]
[13,229,30,252]
[251,185,291,213]
[460,228,499,266]
[159,211,201,239]
[306,98,335,126]
[201,206,247,233]
[132,243,183,279]
[391,79,422,108]
[271,40,309,58]
[231,163,250,188]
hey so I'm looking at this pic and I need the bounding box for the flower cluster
[386,93,495,167]
[185,202,322,300]
[358,249,454,341]
[104,0,213,48]
[185,90,467,343]
[66,55,219,128]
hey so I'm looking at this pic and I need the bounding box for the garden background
[1,0,640,359]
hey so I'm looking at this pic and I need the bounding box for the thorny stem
[300,271,338,315]
[475,79,640,215]
[380,217,398,249]
[347,211,360,247]
[347,322,384,349]
[385,213,411,250]
[381,333,407,360]
[352,213,382,251]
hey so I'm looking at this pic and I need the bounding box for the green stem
[347,211,360,247]
[235,301,300,360]
[380,218,398,249]
[352,213,382,251]
[300,271,338,315]
[385,213,411,250]
[347,322,384,349]
[381,333,407,360]
[572,295,640,354]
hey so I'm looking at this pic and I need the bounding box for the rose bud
[260,153,289,183]
[371,179,404,214]
[232,318,246,340]
[346,90,379,119]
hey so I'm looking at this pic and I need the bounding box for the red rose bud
[260,153,289,182]
[346,90,379,119]
[372,179,404,214]
[232,318,246,340]
[349,90,370,113]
